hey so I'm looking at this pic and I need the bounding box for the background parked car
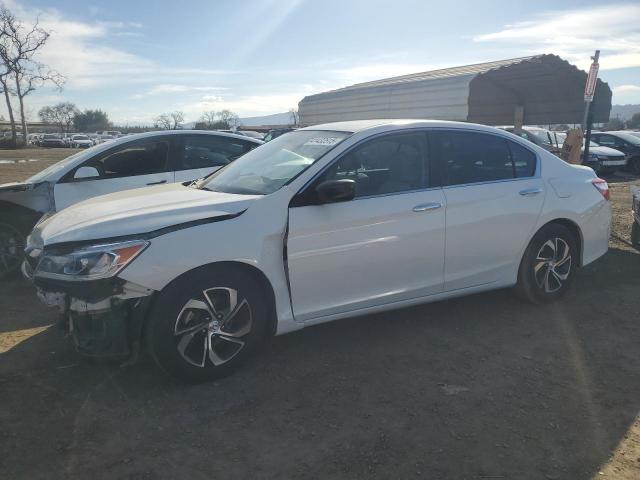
[555,132,627,174]
[71,134,93,148]
[40,134,66,148]
[0,130,262,278]
[590,131,640,174]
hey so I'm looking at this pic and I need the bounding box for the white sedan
[0,130,262,278]
[71,134,94,148]
[25,120,611,382]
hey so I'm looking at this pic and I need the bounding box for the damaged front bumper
[27,266,156,360]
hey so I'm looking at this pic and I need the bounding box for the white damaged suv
[24,120,611,382]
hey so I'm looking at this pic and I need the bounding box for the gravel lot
[1,148,639,480]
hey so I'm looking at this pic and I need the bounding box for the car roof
[107,129,264,145]
[299,119,521,135]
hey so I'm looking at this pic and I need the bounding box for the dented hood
[36,183,259,246]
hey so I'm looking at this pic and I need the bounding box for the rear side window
[179,136,255,170]
[508,140,537,177]
[86,139,170,179]
[431,131,513,186]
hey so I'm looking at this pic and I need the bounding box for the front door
[54,137,175,210]
[287,132,446,322]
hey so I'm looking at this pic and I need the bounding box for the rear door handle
[147,179,167,186]
[413,202,442,212]
[519,187,543,196]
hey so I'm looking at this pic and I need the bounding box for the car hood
[0,181,32,193]
[36,183,260,246]
[588,146,624,156]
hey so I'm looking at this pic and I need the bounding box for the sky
[1,0,639,125]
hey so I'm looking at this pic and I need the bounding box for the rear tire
[146,265,271,383]
[515,224,578,304]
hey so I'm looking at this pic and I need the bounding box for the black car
[40,134,66,148]
[590,131,640,173]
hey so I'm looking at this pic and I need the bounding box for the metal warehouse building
[298,54,612,126]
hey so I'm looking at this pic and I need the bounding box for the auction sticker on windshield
[304,137,343,146]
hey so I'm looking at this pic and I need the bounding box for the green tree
[73,109,110,132]
[626,112,640,130]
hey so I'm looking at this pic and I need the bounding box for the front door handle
[147,179,168,186]
[413,202,442,212]
[519,187,543,196]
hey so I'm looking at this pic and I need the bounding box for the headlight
[35,240,148,281]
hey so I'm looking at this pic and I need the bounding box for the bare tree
[199,110,218,129]
[154,113,171,130]
[0,7,64,142]
[38,101,78,133]
[219,109,239,129]
[169,111,184,130]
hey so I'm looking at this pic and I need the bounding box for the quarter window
[319,133,428,198]
[508,140,537,177]
[431,131,513,186]
[179,136,255,170]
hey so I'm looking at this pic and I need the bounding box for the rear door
[53,136,175,210]
[173,135,259,183]
[430,129,544,290]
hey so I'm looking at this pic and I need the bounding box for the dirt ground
[1,149,640,480]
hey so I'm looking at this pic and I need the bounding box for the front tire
[515,224,577,304]
[0,221,26,280]
[146,265,271,383]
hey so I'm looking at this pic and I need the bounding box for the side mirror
[74,166,100,180]
[315,179,356,204]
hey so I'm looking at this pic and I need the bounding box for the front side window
[83,139,170,179]
[179,135,255,170]
[318,133,428,197]
[431,131,513,186]
[201,130,351,195]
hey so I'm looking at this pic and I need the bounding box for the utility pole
[582,50,600,165]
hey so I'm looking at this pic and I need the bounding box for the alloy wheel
[534,238,572,293]
[173,287,252,367]
[0,223,24,276]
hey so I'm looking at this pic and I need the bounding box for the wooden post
[513,105,524,134]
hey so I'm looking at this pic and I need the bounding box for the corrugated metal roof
[309,55,542,96]
[298,54,612,126]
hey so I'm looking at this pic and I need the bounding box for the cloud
[132,84,228,98]
[180,88,316,118]
[3,2,230,89]
[613,84,640,93]
[474,4,640,71]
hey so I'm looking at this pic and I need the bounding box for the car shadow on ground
[1,246,639,479]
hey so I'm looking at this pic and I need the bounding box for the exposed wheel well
[146,261,278,339]
[537,218,584,266]
[0,200,42,232]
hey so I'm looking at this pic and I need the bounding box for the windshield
[200,130,351,195]
[27,150,91,182]
[73,135,89,140]
[614,132,640,145]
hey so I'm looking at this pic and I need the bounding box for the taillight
[592,178,610,201]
